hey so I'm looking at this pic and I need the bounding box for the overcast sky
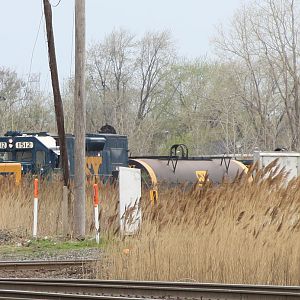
[0,0,244,91]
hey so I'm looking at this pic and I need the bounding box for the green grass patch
[28,238,100,250]
[0,237,106,259]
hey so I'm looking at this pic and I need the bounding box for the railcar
[0,131,128,180]
[0,131,249,193]
[130,144,250,202]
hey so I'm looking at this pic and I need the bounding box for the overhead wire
[24,12,44,100]
[50,0,62,7]
[41,1,51,93]
[69,6,75,79]
[26,0,67,95]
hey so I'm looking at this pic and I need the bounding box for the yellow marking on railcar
[230,160,253,182]
[195,170,208,186]
[86,157,103,177]
[0,163,22,185]
[130,159,158,205]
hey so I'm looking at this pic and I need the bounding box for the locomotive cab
[0,131,59,175]
[0,131,129,181]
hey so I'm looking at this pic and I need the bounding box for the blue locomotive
[0,129,251,189]
[0,130,128,180]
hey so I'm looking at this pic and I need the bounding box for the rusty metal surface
[0,279,299,299]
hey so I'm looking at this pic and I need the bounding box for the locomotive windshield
[0,152,13,161]
[16,151,32,162]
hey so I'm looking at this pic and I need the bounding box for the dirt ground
[0,265,97,279]
[0,229,102,278]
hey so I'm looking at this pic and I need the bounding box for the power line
[69,6,75,79]
[28,14,43,79]
[24,12,43,100]
[41,2,52,92]
[50,0,62,7]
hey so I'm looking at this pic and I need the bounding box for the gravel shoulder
[0,229,103,278]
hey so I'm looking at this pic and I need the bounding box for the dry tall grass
[100,163,300,285]
[2,163,300,285]
[0,177,119,237]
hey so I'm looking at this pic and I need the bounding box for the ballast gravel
[0,230,102,278]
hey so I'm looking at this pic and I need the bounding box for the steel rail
[0,289,143,299]
[0,279,300,299]
[0,260,96,271]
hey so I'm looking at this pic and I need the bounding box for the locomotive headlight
[8,139,13,143]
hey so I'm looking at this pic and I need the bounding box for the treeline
[1,0,300,155]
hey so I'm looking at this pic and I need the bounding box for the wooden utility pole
[43,0,70,187]
[73,0,86,239]
[43,0,70,236]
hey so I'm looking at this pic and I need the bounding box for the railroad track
[0,279,299,299]
[0,259,96,271]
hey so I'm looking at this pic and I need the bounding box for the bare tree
[87,29,135,132]
[0,68,24,131]
[135,31,174,122]
[214,0,300,150]
[0,68,55,133]
[250,0,300,149]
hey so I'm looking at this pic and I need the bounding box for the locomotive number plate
[15,142,34,149]
[0,142,7,149]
